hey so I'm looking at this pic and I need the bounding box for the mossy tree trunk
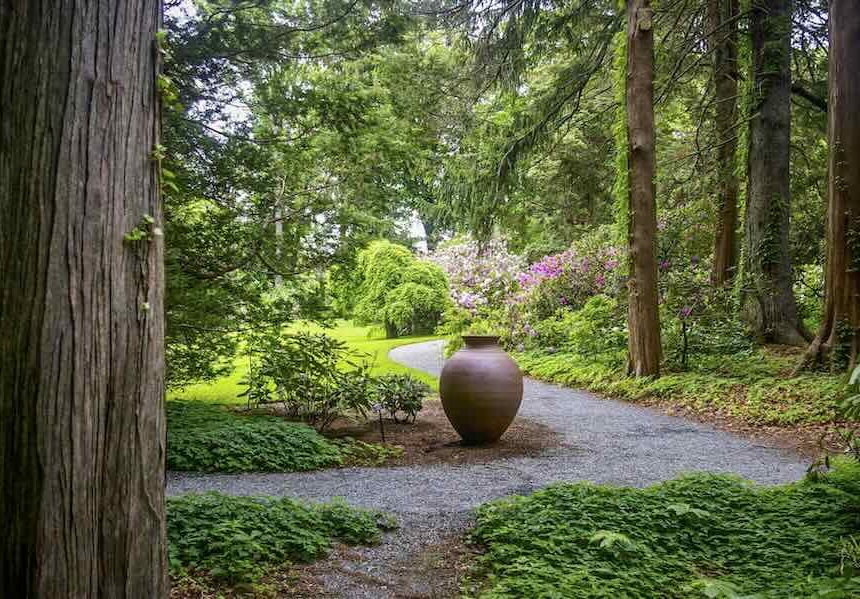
[708,0,741,286]
[0,1,168,596]
[800,1,860,370]
[741,0,808,345]
[625,0,661,377]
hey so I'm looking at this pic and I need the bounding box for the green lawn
[169,321,440,404]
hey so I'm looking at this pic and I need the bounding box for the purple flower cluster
[427,238,526,314]
[430,236,627,347]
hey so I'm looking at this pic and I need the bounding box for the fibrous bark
[0,1,168,596]
[800,1,860,370]
[708,0,741,286]
[625,0,661,377]
[742,0,808,345]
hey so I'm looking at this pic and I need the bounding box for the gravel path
[168,340,808,597]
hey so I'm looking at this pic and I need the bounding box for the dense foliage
[375,374,431,423]
[161,0,835,384]
[467,460,860,598]
[167,401,401,472]
[168,493,396,584]
[241,330,376,431]
[353,240,450,337]
[429,237,526,313]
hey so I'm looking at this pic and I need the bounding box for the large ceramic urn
[439,336,524,444]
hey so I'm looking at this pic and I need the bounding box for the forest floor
[168,340,809,598]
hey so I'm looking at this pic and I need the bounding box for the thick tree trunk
[800,1,860,370]
[625,0,661,377]
[0,2,168,597]
[742,0,807,345]
[708,0,741,285]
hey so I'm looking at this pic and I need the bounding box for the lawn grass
[169,320,440,405]
[465,459,860,598]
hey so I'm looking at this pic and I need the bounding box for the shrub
[532,295,627,363]
[241,330,374,431]
[516,236,625,322]
[468,460,860,598]
[375,374,431,423]
[168,493,396,584]
[428,237,526,312]
[384,262,451,334]
[659,254,752,369]
[354,240,450,337]
[167,401,343,472]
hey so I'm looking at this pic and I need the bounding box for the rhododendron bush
[429,232,627,353]
[427,237,526,312]
[426,226,756,368]
[516,244,625,321]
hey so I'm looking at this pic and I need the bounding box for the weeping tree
[624,0,661,376]
[741,0,808,345]
[0,1,168,594]
[708,0,741,285]
[800,1,860,370]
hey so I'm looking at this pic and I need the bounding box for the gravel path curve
[168,340,809,597]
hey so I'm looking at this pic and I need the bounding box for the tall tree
[742,0,807,345]
[625,0,661,376]
[800,1,860,370]
[0,1,168,595]
[708,0,741,285]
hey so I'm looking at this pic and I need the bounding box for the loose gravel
[168,340,809,598]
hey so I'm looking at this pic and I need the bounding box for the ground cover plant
[167,493,396,585]
[465,460,860,598]
[515,348,846,427]
[167,401,401,472]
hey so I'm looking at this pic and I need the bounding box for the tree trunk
[799,1,860,370]
[0,2,168,596]
[625,0,661,377]
[708,0,741,286]
[742,0,807,345]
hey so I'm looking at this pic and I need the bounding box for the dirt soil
[324,398,564,467]
[284,533,479,599]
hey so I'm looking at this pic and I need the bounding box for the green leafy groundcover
[515,350,845,426]
[467,460,860,598]
[167,401,399,473]
[168,493,396,583]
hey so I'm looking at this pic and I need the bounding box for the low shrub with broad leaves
[375,374,431,423]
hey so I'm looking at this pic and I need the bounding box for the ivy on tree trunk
[742,0,808,346]
[0,1,168,595]
[800,1,860,371]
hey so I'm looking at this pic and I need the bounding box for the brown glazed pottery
[439,335,524,444]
